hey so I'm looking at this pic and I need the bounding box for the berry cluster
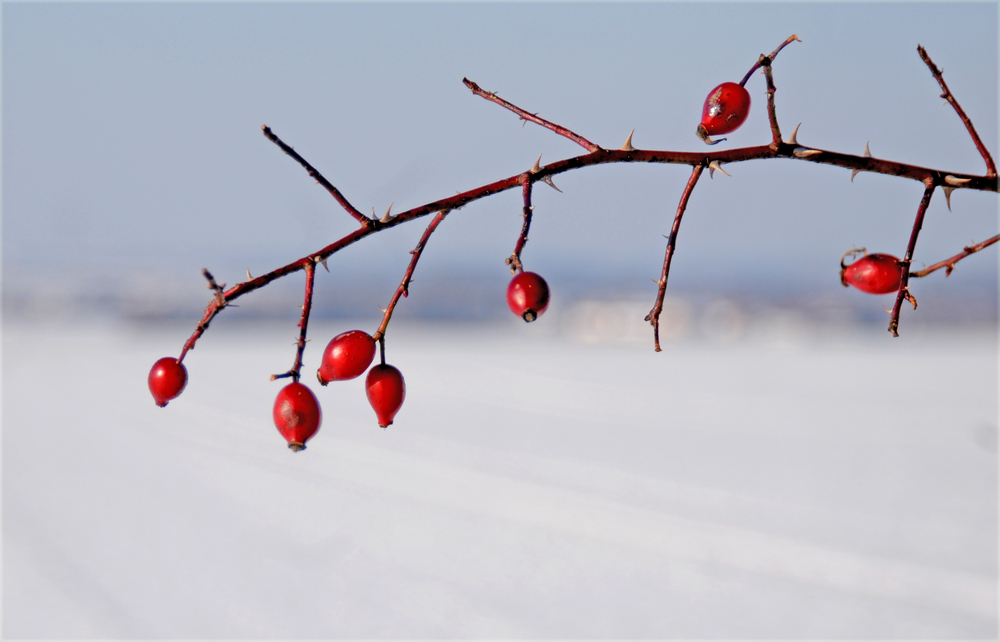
[149,37,997,448]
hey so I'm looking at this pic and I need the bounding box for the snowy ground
[3,318,997,638]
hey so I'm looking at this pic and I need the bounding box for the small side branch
[761,59,782,149]
[889,181,935,337]
[262,125,371,226]
[917,46,997,178]
[272,261,317,382]
[463,78,602,153]
[646,164,704,351]
[910,233,1000,278]
[372,210,449,341]
[738,34,801,86]
[506,176,534,273]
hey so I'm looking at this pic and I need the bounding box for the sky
[3,2,998,320]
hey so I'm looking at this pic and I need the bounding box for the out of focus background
[3,3,997,638]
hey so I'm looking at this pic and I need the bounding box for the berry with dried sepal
[840,253,904,294]
[507,271,550,322]
[273,382,322,451]
[317,330,376,385]
[366,364,405,428]
[696,82,751,144]
[148,357,188,407]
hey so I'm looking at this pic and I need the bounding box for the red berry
[148,357,187,407]
[273,382,322,451]
[366,364,405,428]
[507,271,550,322]
[840,253,904,294]
[696,82,751,141]
[316,330,376,385]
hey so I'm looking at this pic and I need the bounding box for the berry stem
[271,260,316,382]
[909,233,1000,278]
[889,180,935,337]
[646,163,704,352]
[917,46,997,178]
[738,34,801,87]
[463,78,602,153]
[507,176,534,273]
[372,210,449,342]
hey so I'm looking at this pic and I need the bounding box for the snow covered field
[3,319,997,638]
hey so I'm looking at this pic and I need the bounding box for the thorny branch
[271,260,317,382]
[888,181,935,337]
[910,234,1000,279]
[372,210,449,342]
[506,176,534,274]
[646,164,704,352]
[917,45,997,178]
[177,41,997,366]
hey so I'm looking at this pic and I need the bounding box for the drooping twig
[646,163,704,351]
[910,233,1000,278]
[463,78,601,153]
[271,260,317,382]
[889,180,935,337]
[506,176,534,273]
[739,34,801,86]
[372,210,449,342]
[262,125,370,225]
[917,46,997,178]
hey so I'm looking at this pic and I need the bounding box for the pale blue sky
[3,3,997,310]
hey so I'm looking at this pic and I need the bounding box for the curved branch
[889,181,935,337]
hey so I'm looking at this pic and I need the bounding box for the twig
[889,180,935,337]
[739,35,801,87]
[372,210,449,342]
[271,261,317,382]
[463,78,601,153]
[646,163,704,351]
[917,46,997,178]
[761,59,782,149]
[910,233,1000,278]
[262,125,371,226]
[506,176,534,273]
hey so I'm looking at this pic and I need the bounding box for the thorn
[944,175,971,186]
[246,268,253,280]
[319,257,329,272]
[786,123,801,146]
[942,186,954,211]
[793,147,822,158]
[708,160,730,178]
[621,129,636,151]
[379,203,394,223]
[541,175,562,193]
[531,154,543,173]
[851,168,861,182]
[378,305,386,313]
[863,141,872,158]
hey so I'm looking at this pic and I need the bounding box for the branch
[739,34,801,86]
[372,210,449,342]
[646,163,704,351]
[761,58,783,149]
[888,180,935,337]
[506,175,534,273]
[271,261,317,382]
[262,125,371,226]
[910,234,1000,278]
[917,46,997,178]
[463,78,602,153]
